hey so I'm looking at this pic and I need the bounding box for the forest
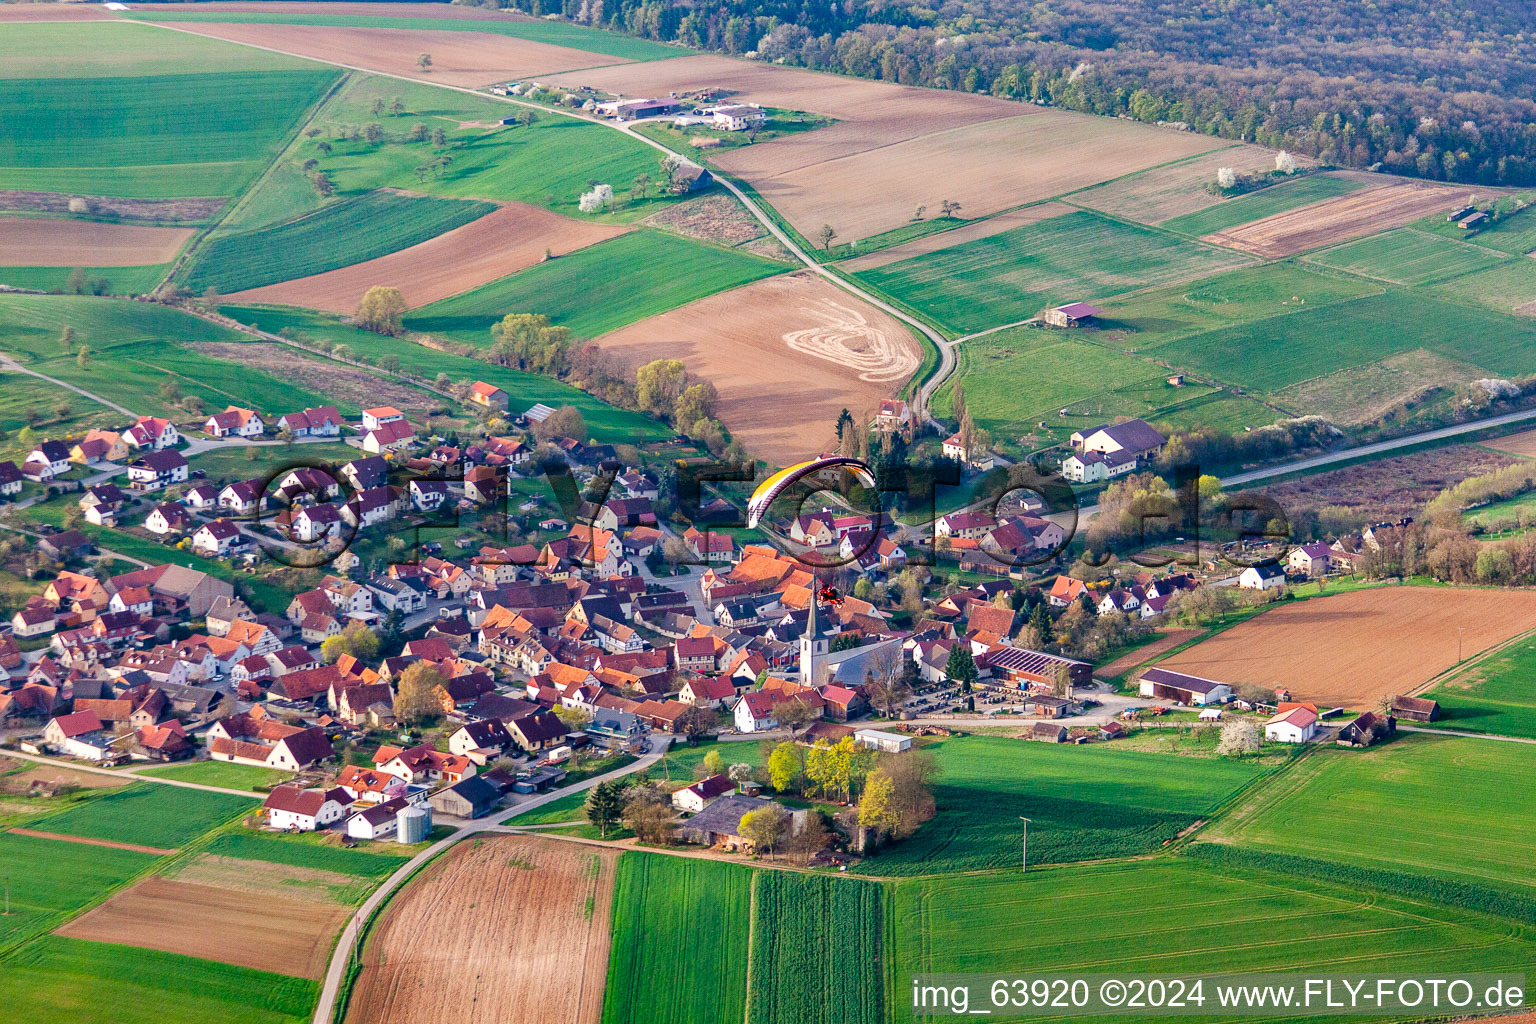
[474,0,1536,185]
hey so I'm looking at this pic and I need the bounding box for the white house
[204,406,265,439]
[672,774,736,813]
[361,406,405,432]
[1264,706,1318,743]
[125,416,181,450]
[43,711,112,760]
[409,478,451,512]
[26,441,72,479]
[193,519,243,558]
[733,691,777,733]
[1239,562,1286,591]
[183,483,219,510]
[263,785,352,831]
[1061,448,1139,484]
[1287,542,1332,578]
[144,503,192,536]
[126,450,188,491]
[291,503,343,543]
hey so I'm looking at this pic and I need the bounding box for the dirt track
[1158,586,1536,708]
[0,217,194,266]
[345,836,617,1024]
[1201,182,1467,257]
[161,21,632,87]
[7,827,171,855]
[597,272,921,464]
[227,203,627,312]
[57,875,350,978]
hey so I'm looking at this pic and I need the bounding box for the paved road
[1,748,265,799]
[309,743,669,1024]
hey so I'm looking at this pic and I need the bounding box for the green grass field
[888,857,1536,1024]
[136,760,292,792]
[1161,174,1368,236]
[219,304,670,442]
[128,9,690,61]
[1151,290,1536,395]
[405,229,785,341]
[0,371,119,463]
[0,264,172,297]
[854,210,1253,335]
[1206,735,1536,894]
[235,74,692,230]
[747,872,884,1024]
[0,832,158,950]
[0,294,334,420]
[1425,256,1536,315]
[1422,636,1536,737]
[30,783,254,850]
[1306,228,1509,286]
[203,830,411,879]
[852,735,1269,876]
[187,191,495,293]
[0,70,339,198]
[603,854,752,1024]
[6,936,316,1024]
[0,21,324,79]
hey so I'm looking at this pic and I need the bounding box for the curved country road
[132,17,957,426]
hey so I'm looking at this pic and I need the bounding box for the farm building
[1337,711,1395,747]
[1264,705,1318,743]
[853,728,912,753]
[1070,419,1166,462]
[1138,666,1233,706]
[983,647,1092,693]
[1390,695,1441,722]
[429,775,501,819]
[468,381,509,412]
[1029,722,1068,742]
[678,794,804,851]
[263,785,352,831]
[672,773,736,813]
[1044,302,1102,327]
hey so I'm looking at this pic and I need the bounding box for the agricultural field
[348,835,617,1024]
[0,263,172,298]
[0,45,339,198]
[0,831,158,949]
[593,272,920,465]
[0,216,191,268]
[29,782,254,851]
[188,341,435,421]
[404,229,786,342]
[850,735,1268,876]
[5,936,317,1024]
[747,872,884,1024]
[854,210,1254,335]
[235,73,689,231]
[129,5,689,62]
[888,857,1536,1024]
[1160,173,1367,237]
[1305,227,1509,286]
[1205,735,1536,896]
[1070,146,1290,225]
[1159,586,1536,708]
[203,830,410,881]
[1151,290,1536,396]
[1422,632,1536,737]
[220,304,671,443]
[1200,182,1468,258]
[603,854,752,1024]
[227,201,629,313]
[1424,256,1536,316]
[0,19,323,78]
[56,872,351,978]
[185,191,495,293]
[930,328,1208,452]
[136,759,292,791]
[837,203,1071,271]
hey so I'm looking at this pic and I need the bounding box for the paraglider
[745,455,877,529]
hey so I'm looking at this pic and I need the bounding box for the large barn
[1138,666,1233,706]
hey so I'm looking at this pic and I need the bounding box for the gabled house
[124,416,180,450]
[264,785,352,831]
[126,450,189,492]
[204,406,264,439]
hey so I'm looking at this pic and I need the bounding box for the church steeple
[800,573,825,685]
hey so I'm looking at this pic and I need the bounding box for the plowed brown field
[0,217,193,266]
[1482,427,1536,458]
[346,836,617,1024]
[0,4,114,21]
[1201,182,1467,258]
[597,272,920,464]
[545,56,1222,241]
[57,875,350,977]
[1072,146,1293,225]
[1158,586,1536,708]
[140,2,523,17]
[162,22,631,87]
[226,202,627,312]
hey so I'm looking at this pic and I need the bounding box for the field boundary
[4,827,176,856]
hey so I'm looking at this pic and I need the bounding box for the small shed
[1043,302,1102,328]
[429,775,501,819]
[853,728,912,754]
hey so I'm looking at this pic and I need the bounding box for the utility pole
[1019,817,1032,872]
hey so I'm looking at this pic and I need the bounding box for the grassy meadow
[855,210,1254,335]
[0,20,324,79]
[851,735,1269,876]
[186,191,495,293]
[603,854,752,1024]
[405,229,785,341]
[0,264,173,298]
[1306,228,1509,286]
[1205,735,1536,895]
[30,782,254,850]
[1422,636,1536,737]
[137,760,292,792]
[1160,173,1367,236]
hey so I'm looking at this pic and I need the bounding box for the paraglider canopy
[746,456,877,529]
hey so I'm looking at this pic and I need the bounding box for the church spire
[801,572,819,685]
